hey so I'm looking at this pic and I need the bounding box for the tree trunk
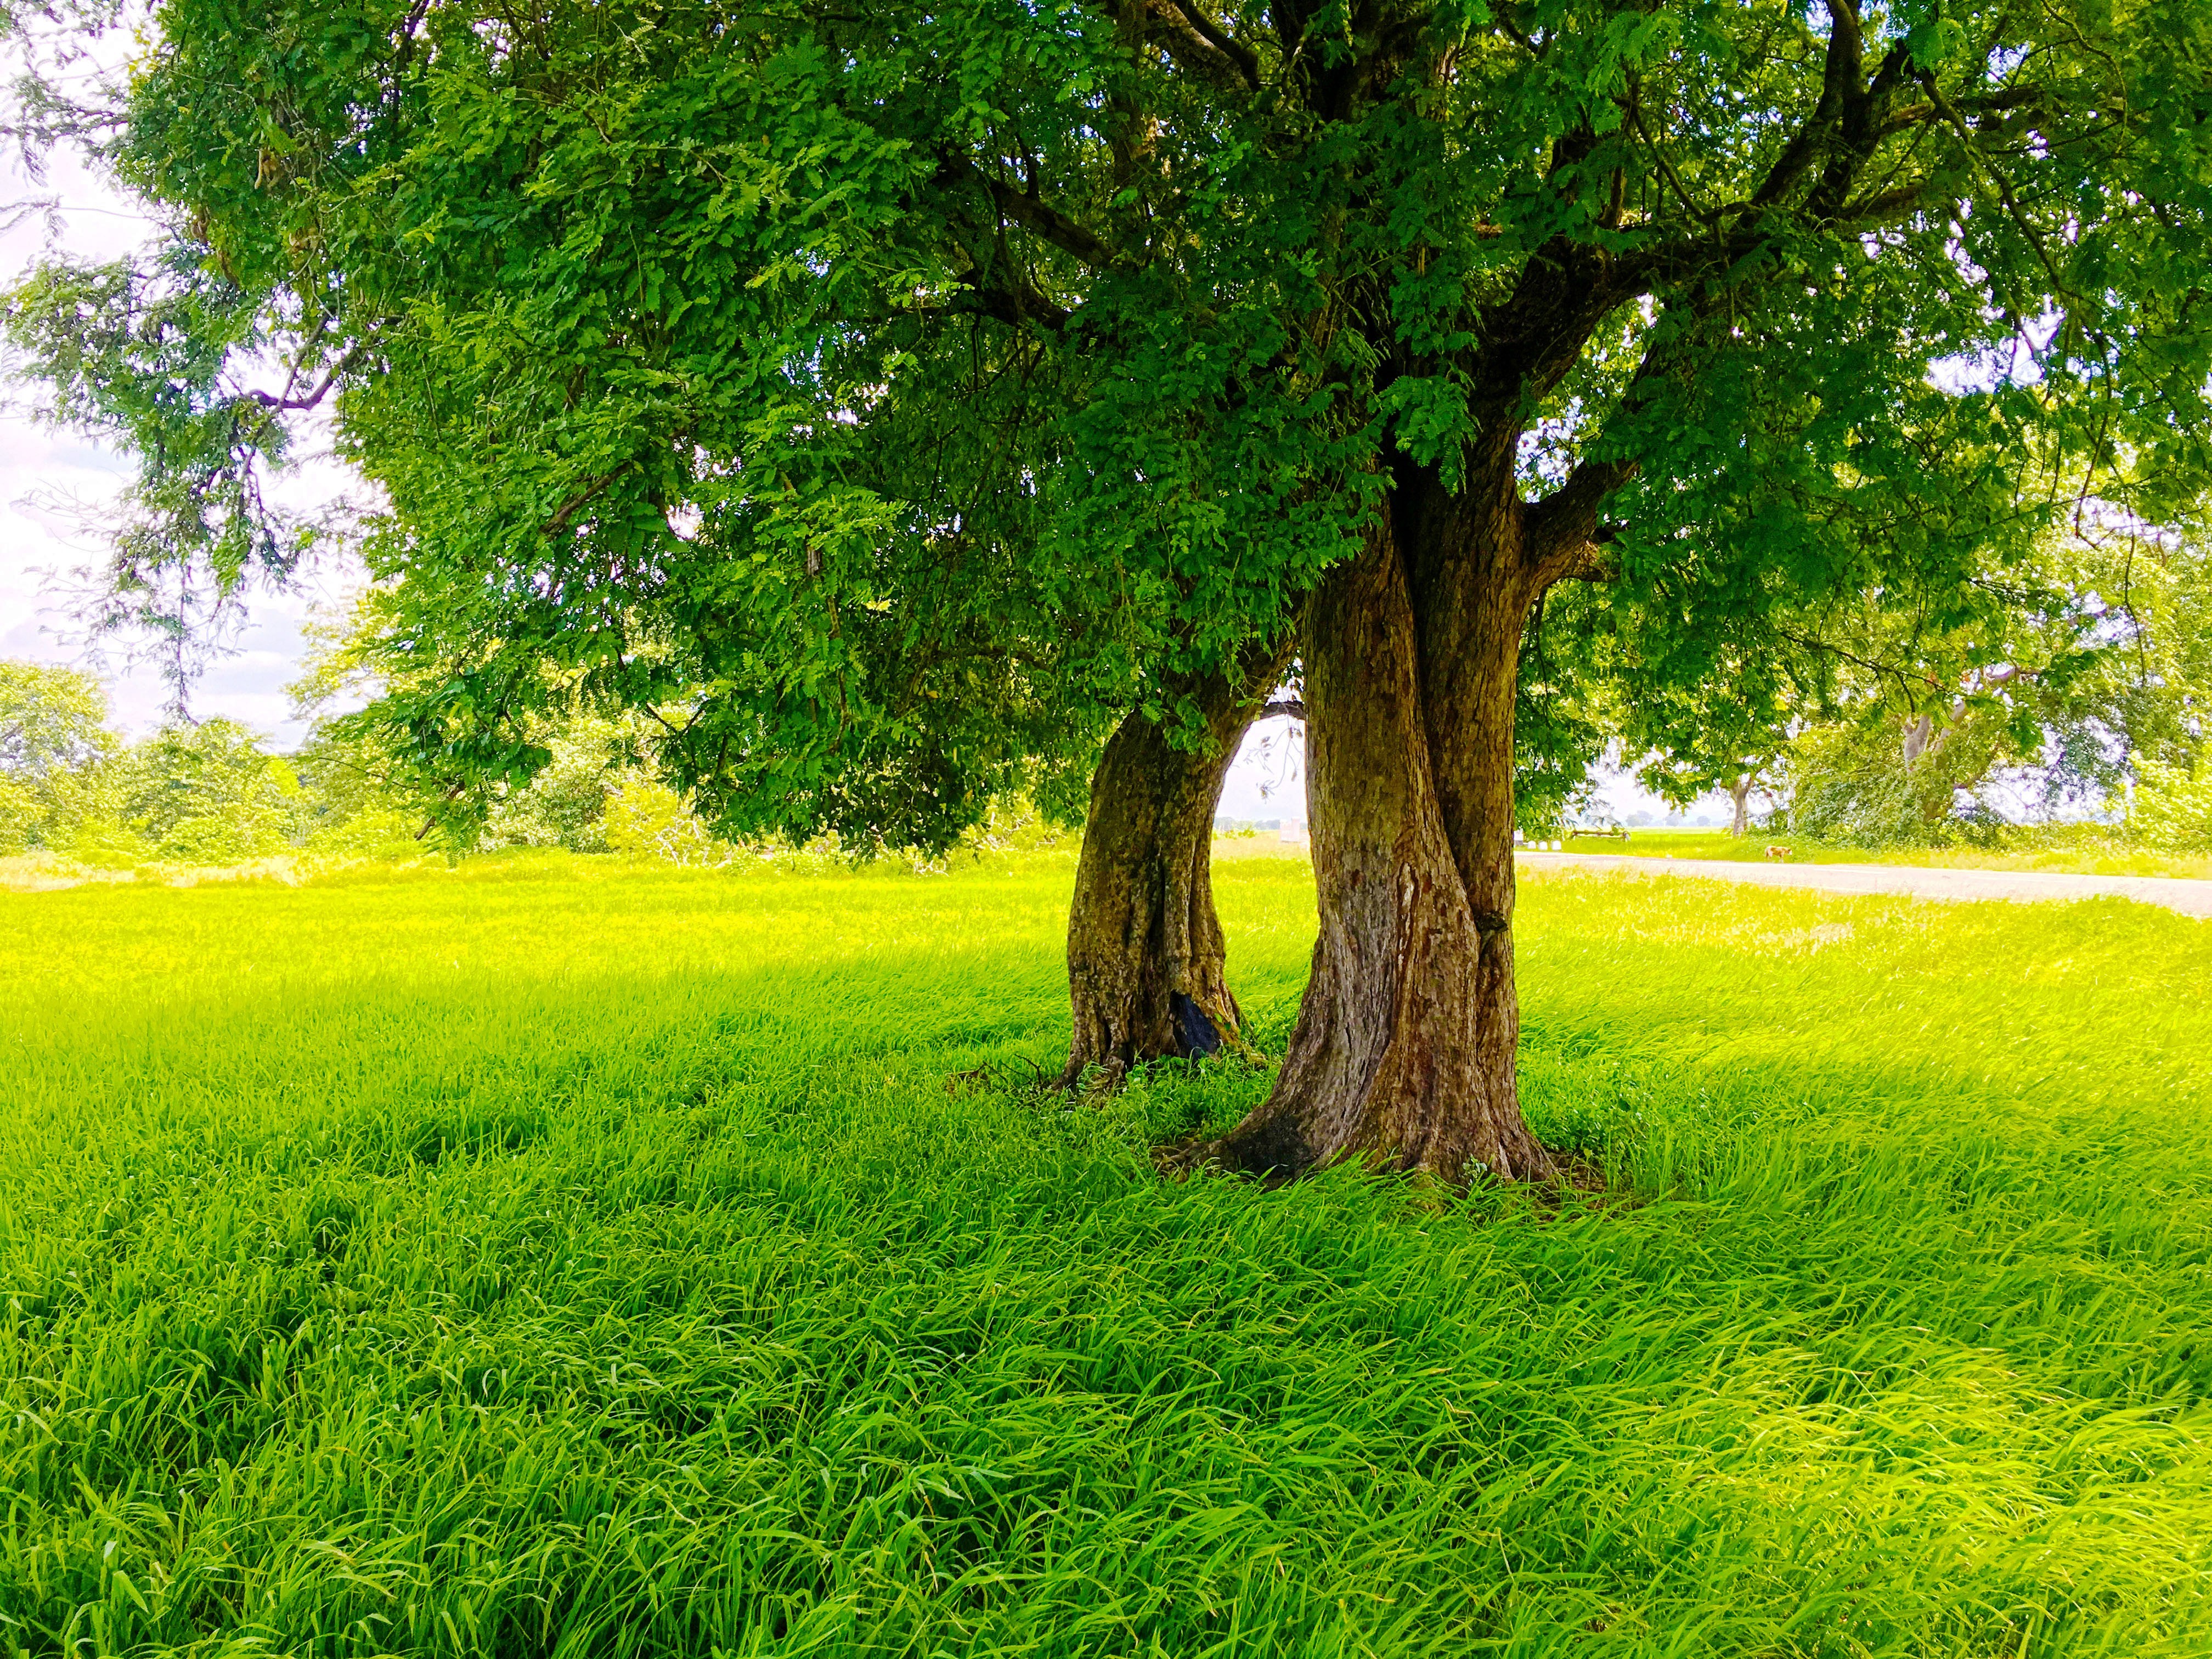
[1729,775,1753,836]
[1062,664,1284,1085]
[1901,713,1934,766]
[1206,484,1554,1185]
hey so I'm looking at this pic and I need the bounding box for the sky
[0,32,368,749]
[0,55,1695,830]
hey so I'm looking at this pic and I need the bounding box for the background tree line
[10,499,2210,867]
[1539,514,2212,848]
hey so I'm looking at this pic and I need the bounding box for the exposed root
[1157,1132,1634,1209]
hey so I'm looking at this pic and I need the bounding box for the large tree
[12,0,2212,1181]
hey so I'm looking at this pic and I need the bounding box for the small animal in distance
[1765,845,1792,861]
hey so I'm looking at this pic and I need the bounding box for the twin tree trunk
[1062,658,1288,1084]
[1207,468,1556,1186]
[1063,467,1565,1185]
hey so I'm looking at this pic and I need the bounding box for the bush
[603,778,727,866]
[478,718,633,851]
[2128,754,2212,852]
[153,810,284,866]
[65,816,155,868]
[307,806,431,859]
[0,776,36,855]
[1780,715,2011,849]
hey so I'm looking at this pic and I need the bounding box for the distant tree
[0,659,110,781]
[1767,516,2210,845]
[11,2,2212,1181]
[0,660,116,851]
[111,719,304,861]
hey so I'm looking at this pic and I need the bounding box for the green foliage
[2130,754,2212,853]
[1578,517,2212,847]
[3,860,2209,1651]
[0,656,442,867]
[1781,717,1995,848]
[108,718,303,853]
[1,253,326,704]
[601,777,725,866]
[475,716,634,853]
[0,659,109,781]
[17,0,2212,848]
[0,661,115,853]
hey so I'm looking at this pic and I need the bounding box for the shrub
[65,816,154,868]
[307,806,431,859]
[153,810,284,865]
[0,776,36,855]
[478,719,632,851]
[2128,754,2212,852]
[603,778,727,866]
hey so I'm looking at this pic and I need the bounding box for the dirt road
[1522,851,2212,920]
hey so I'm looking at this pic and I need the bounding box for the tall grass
[2,855,2207,1656]
[1581,826,2212,879]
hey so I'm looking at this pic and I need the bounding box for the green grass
[3,851,2209,1657]
[1574,826,2212,879]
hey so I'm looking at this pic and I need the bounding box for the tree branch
[242,345,363,413]
[1747,0,1886,215]
[947,274,1072,331]
[1527,458,1634,580]
[543,468,626,536]
[1143,1,1260,93]
[1549,539,1618,585]
[977,173,1121,270]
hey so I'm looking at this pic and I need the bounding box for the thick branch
[1549,540,1617,584]
[1521,294,1712,580]
[940,234,1074,330]
[1749,0,1873,211]
[1805,41,1917,221]
[542,469,625,536]
[1142,1,1259,93]
[977,173,1121,270]
[950,279,1072,331]
[1526,459,1634,582]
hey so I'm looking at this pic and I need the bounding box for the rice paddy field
[3,851,2209,1657]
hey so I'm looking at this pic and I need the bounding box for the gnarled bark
[1062,657,1289,1084]
[1207,469,1559,1185]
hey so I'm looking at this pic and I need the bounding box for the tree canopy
[25,2,2205,792]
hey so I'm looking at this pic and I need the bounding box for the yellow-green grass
[1578,826,2212,880]
[2,854,2208,1656]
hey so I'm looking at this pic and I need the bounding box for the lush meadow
[1567,826,2212,879]
[2,855,2209,1656]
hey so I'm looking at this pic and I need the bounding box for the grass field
[3,853,2209,1656]
[1569,826,2212,880]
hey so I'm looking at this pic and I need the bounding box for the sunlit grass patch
[2,854,2208,1655]
[1592,825,2212,879]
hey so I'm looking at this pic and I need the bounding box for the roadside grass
[1575,826,2212,879]
[2,854,2208,1656]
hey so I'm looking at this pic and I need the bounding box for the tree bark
[1729,775,1753,836]
[1902,713,1933,767]
[1205,475,1555,1185]
[1062,660,1287,1084]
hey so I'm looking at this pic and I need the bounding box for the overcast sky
[0,58,1685,828]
